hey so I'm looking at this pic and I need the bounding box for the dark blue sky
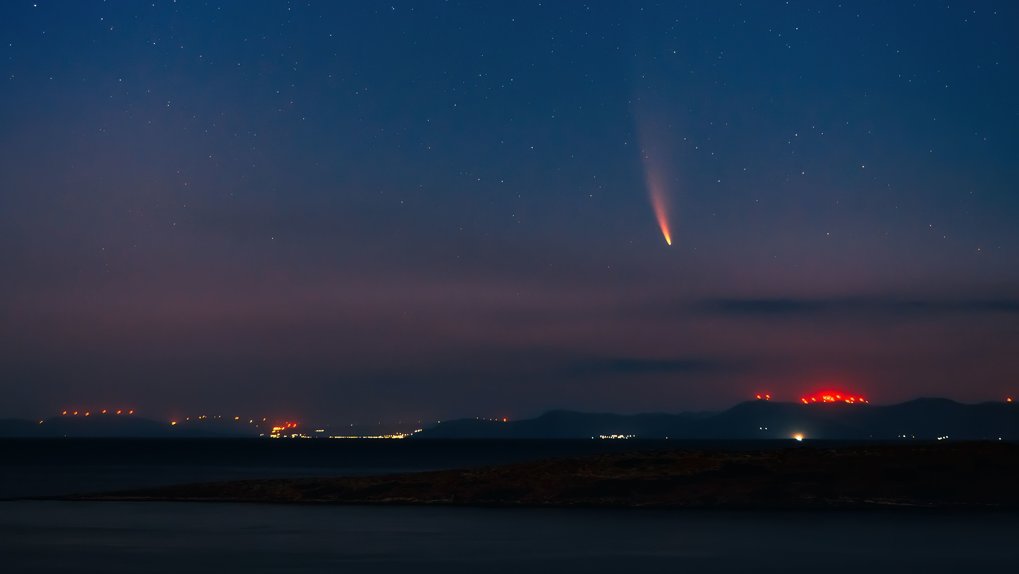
[1,1,1017,422]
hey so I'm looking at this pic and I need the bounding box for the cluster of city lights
[328,431,421,439]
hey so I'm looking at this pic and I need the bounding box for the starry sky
[2,1,1017,422]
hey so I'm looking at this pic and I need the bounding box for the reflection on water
[2,501,1018,574]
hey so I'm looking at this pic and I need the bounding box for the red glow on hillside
[755,393,772,401]
[800,391,868,404]
[269,421,299,438]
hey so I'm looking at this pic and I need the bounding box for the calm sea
[0,438,786,499]
[2,439,1017,573]
[2,501,1017,573]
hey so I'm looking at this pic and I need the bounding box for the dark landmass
[417,398,1019,440]
[0,416,258,438]
[4,398,1017,440]
[70,443,1019,510]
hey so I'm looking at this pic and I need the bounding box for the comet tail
[642,160,673,246]
[649,183,672,246]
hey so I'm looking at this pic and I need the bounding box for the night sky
[2,1,1017,422]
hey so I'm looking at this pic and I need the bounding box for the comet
[646,171,672,246]
[641,148,673,246]
[635,104,676,246]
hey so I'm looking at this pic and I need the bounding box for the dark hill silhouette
[416,399,1019,440]
[4,399,1017,439]
[0,415,259,438]
[0,419,40,437]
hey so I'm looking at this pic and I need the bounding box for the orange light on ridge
[799,390,869,405]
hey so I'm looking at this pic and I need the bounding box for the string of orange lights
[60,409,135,416]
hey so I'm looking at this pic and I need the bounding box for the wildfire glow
[800,391,868,404]
[270,421,299,438]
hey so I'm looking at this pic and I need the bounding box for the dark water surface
[0,438,794,498]
[3,439,1016,572]
[2,501,1017,573]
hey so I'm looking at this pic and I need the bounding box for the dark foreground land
[70,443,1019,510]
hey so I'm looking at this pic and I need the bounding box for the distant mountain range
[0,415,258,438]
[414,399,1019,440]
[3,398,1016,440]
